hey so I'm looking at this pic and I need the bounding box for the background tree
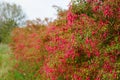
[0,2,26,43]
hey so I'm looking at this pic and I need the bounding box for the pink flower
[73,74,82,80]
[45,45,57,53]
[103,5,113,18]
[18,43,25,49]
[37,39,41,43]
[92,31,96,35]
[103,61,113,72]
[95,51,100,57]
[30,33,37,38]
[113,71,117,79]
[64,49,75,58]
[85,37,89,44]
[103,32,108,38]
[93,6,99,12]
[110,55,116,63]
[67,11,77,26]
[59,57,66,63]
[44,65,54,74]
[35,45,40,50]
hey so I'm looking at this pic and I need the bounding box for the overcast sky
[1,0,70,20]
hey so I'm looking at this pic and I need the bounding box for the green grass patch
[0,43,16,80]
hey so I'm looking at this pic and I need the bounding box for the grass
[0,43,42,80]
[0,43,16,80]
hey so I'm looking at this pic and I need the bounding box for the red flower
[35,45,40,50]
[103,5,113,18]
[73,74,82,80]
[18,43,25,49]
[85,37,89,44]
[95,51,100,57]
[67,11,77,26]
[64,49,75,58]
[93,6,99,12]
[44,65,54,74]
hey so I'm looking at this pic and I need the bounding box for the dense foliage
[0,2,26,43]
[11,0,120,80]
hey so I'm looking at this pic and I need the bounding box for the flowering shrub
[11,24,48,79]
[11,0,120,80]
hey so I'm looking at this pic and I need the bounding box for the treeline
[0,2,26,43]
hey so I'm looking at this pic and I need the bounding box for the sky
[1,0,70,20]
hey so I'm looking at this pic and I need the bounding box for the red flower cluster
[67,11,77,26]
[103,5,113,18]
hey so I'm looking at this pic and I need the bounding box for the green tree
[0,2,26,43]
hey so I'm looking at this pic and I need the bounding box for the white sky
[1,0,70,20]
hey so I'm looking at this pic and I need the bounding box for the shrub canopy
[11,0,120,80]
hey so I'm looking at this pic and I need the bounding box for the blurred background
[1,0,70,20]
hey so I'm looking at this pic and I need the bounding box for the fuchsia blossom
[44,65,57,80]
[90,40,96,48]
[113,71,117,79]
[57,65,65,73]
[67,11,77,26]
[98,20,108,28]
[44,65,54,74]
[95,50,100,57]
[45,45,57,54]
[37,39,41,43]
[85,37,89,44]
[73,74,82,80]
[103,32,108,38]
[18,43,25,49]
[93,6,100,12]
[110,55,116,63]
[59,57,66,63]
[35,45,40,50]
[71,34,75,43]
[103,61,113,72]
[103,5,113,18]
[92,31,96,35]
[64,49,75,58]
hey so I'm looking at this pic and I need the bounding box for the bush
[11,0,120,80]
